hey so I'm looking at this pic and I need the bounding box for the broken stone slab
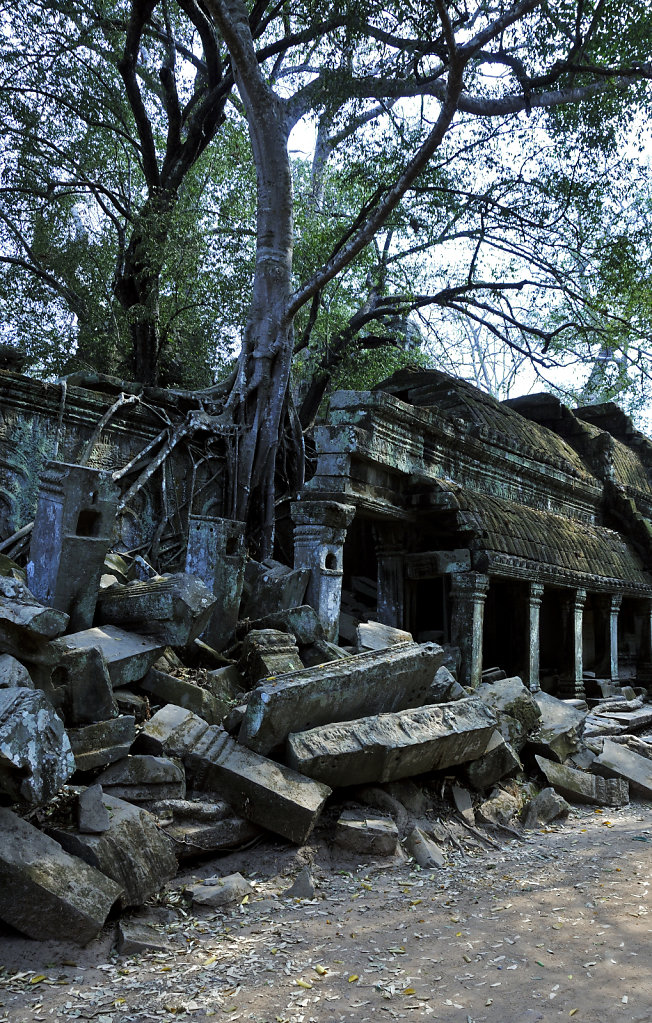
[356,621,413,651]
[48,625,165,687]
[0,687,75,803]
[582,715,629,738]
[0,575,69,657]
[49,794,178,908]
[465,730,522,791]
[286,698,497,788]
[240,558,310,619]
[0,807,122,944]
[404,826,445,868]
[430,665,465,703]
[188,872,253,908]
[283,865,315,899]
[240,641,445,756]
[30,643,118,727]
[78,784,110,833]
[477,789,520,828]
[521,787,571,829]
[451,784,475,824]
[68,716,135,772]
[335,812,399,856]
[114,688,150,723]
[96,573,217,647]
[117,918,175,954]
[239,605,326,646]
[527,690,587,762]
[0,653,33,688]
[163,816,260,861]
[592,739,652,798]
[137,705,332,845]
[592,706,652,731]
[239,629,304,688]
[476,676,541,751]
[140,668,225,724]
[535,755,629,807]
[96,755,186,802]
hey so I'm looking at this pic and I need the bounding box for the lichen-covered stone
[0,687,75,803]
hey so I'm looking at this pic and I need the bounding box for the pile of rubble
[1,542,652,949]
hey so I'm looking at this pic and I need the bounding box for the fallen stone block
[138,705,331,845]
[0,575,68,658]
[163,815,260,860]
[0,653,33,688]
[224,703,247,733]
[430,665,465,703]
[404,827,445,868]
[356,621,413,651]
[96,573,217,647]
[0,687,75,803]
[582,714,628,738]
[117,918,175,954]
[592,739,652,798]
[240,641,445,755]
[140,668,225,724]
[68,716,135,772]
[114,688,150,723]
[239,628,304,688]
[335,812,399,856]
[286,698,497,788]
[31,643,118,727]
[527,691,587,762]
[0,807,122,944]
[452,784,475,824]
[78,784,110,833]
[185,515,246,651]
[593,706,652,732]
[283,866,315,899]
[49,625,165,687]
[477,789,520,828]
[476,677,541,751]
[465,730,522,791]
[49,794,177,908]
[96,755,186,802]
[521,787,571,829]
[188,872,253,908]
[239,605,325,646]
[240,558,310,619]
[536,755,629,807]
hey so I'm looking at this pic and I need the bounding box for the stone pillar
[560,588,587,698]
[525,582,544,692]
[27,461,119,631]
[185,516,246,650]
[373,526,405,630]
[450,572,489,689]
[607,594,623,682]
[291,500,356,641]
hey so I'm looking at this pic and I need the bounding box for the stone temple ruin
[0,363,651,947]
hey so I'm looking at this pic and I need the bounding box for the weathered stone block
[592,739,652,798]
[240,558,310,619]
[0,653,33,688]
[356,621,413,651]
[50,794,178,908]
[140,668,225,724]
[189,872,253,908]
[0,575,68,658]
[0,687,75,803]
[476,676,541,751]
[335,813,399,856]
[404,827,445,868]
[239,629,304,687]
[136,703,211,757]
[536,754,629,807]
[465,729,521,791]
[117,917,175,954]
[185,515,246,650]
[521,787,570,829]
[68,716,136,772]
[286,698,497,787]
[0,808,122,944]
[78,784,110,833]
[49,625,165,687]
[527,691,587,762]
[96,755,186,802]
[31,642,118,727]
[163,815,260,861]
[240,641,444,756]
[96,573,217,647]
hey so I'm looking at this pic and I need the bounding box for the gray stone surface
[356,621,413,651]
[0,807,122,944]
[49,625,165,687]
[286,698,497,787]
[240,605,325,647]
[283,866,315,899]
[592,739,652,798]
[78,784,111,833]
[68,716,135,772]
[429,665,465,703]
[117,918,175,954]
[32,643,118,727]
[521,787,571,829]
[476,676,541,751]
[335,813,399,856]
[96,755,186,802]
[49,794,178,908]
[452,784,475,824]
[164,816,260,861]
[0,687,75,803]
[96,573,217,647]
[477,789,520,827]
[404,827,445,868]
[240,641,444,756]
[0,653,33,688]
[140,668,225,724]
[189,872,253,907]
[536,755,629,807]
[465,729,522,791]
[528,691,587,762]
[136,703,211,757]
[239,629,304,688]
[185,515,246,651]
[0,575,69,658]
[240,559,310,619]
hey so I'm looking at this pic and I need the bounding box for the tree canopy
[1,0,652,549]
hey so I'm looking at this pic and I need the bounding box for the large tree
[2,0,652,552]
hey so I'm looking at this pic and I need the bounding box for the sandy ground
[2,799,652,1023]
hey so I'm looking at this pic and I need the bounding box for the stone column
[607,594,623,682]
[560,588,587,698]
[525,582,544,692]
[291,500,356,642]
[450,572,490,689]
[185,516,246,650]
[373,526,405,630]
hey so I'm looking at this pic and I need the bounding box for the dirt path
[2,800,652,1023]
